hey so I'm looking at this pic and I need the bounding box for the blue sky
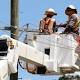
[0,0,80,28]
[0,0,80,80]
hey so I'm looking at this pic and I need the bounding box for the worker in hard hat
[39,8,57,34]
[59,5,80,35]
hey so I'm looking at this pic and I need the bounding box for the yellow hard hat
[45,8,57,15]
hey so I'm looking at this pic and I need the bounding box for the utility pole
[10,0,19,39]
[10,0,18,80]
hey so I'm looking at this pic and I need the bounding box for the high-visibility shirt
[67,14,80,32]
[39,17,56,34]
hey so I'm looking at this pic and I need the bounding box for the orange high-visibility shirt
[39,17,56,34]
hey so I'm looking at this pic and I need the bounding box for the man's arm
[58,23,67,28]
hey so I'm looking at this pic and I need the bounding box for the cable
[18,59,37,74]
[18,59,26,69]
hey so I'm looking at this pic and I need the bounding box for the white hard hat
[45,8,57,15]
[68,5,76,10]
[66,5,77,13]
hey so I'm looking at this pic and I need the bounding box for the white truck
[0,33,80,80]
